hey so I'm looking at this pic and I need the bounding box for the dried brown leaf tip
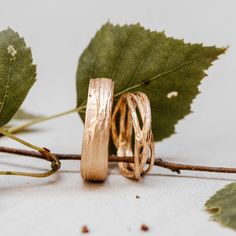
[81,225,89,234]
[141,224,149,232]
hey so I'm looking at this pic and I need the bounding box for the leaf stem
[0,128,42,152]
[0,129,61,177]
[1,146,236,175]
[8,105,86,134]
[0,169,58,178]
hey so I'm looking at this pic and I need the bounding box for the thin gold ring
[111,92,155,180]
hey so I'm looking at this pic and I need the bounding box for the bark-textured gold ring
[111,92,155,180]
[81,78,114,181]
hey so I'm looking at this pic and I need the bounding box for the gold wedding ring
[81,78,114,181]
[111,92,155,180]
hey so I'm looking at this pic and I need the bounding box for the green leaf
[76,23,226,142]
[0,28,36,127]
[205,183,236,231]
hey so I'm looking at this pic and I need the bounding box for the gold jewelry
[111,92,155,180]
[81,78,114,181]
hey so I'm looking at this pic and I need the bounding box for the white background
[0,0,236,235]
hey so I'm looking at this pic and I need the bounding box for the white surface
[0,0,236,235]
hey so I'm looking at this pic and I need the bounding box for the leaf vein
[0,58,12,117]
[126,38,156,88]
[111,32,133,80]
[114,57,201,97]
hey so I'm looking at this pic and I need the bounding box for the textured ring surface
[81,78,114,181]
[111,92,155,180]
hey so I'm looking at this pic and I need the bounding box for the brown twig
[0,146,236,174]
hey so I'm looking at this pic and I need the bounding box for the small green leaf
[205,183,236,231]
[0,28,36,127]
[76,23,226,142]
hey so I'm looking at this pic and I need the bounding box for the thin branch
[0,146,236,174]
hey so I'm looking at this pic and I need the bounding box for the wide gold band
[81,78,114,181]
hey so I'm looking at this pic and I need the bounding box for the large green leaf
[0,28,36,127]
[205,183,236,231]
[76,23,225,142]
